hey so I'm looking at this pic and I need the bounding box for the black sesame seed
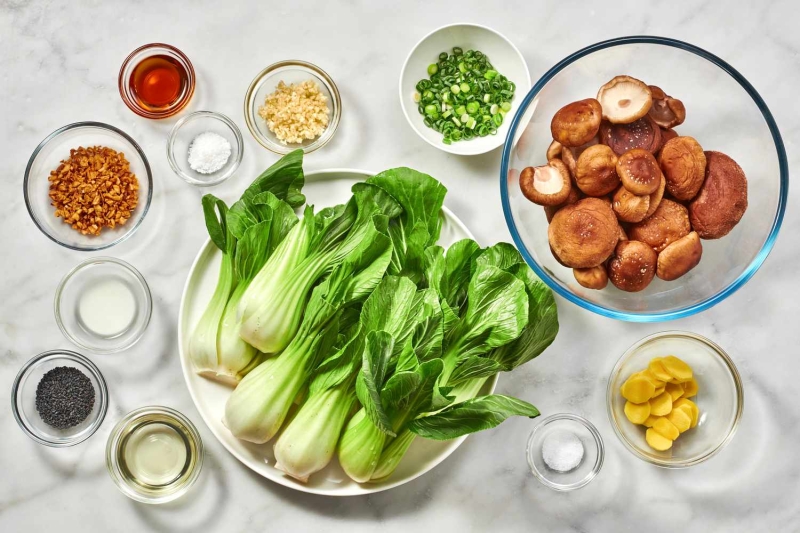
[35,366,95,430]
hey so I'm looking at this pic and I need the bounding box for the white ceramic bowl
[400,23,530,155]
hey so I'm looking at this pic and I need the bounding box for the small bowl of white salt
[526,413,604,492]
[167,111,243,186]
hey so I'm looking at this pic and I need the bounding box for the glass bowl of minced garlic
[607,331,743,468]
[244,60,341,155]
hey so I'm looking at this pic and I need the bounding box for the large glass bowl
[501,37,788,321]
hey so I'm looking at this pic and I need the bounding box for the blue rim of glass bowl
[500,36,789,322]
[23,121,154,251]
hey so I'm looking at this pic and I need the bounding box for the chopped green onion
[467,117,477,129]
[484,69,498,80]
[451,84,460,94]
[455,105,466,116]
[459,82,470,93]
[427,64,438,76]
[493,113,503,126]
[453,47,463,56]
[490,104,499,115]
[483,94,491,103]
[424,104,438,115]
[466,102,479,114]
[412,92,421,103]
[452,116,461,126]
[500,101,512,112]
[460,113,470,124]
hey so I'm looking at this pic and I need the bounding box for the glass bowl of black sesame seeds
[11,350,109,447]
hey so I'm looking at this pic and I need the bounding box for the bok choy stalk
[239,183,402,354]
[188,150,306,383]
[224,214,393,443]
[273,276,439,481]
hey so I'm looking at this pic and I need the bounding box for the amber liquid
[129,55,187,110]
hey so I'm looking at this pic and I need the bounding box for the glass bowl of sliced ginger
[607,331,743,467]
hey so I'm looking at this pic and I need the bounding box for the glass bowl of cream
[106,406,204,504]
[55,257,152,354]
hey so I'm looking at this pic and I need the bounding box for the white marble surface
[1,0,798,531]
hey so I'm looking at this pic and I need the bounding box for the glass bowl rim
[105,405,205,504]
[605,330,744,468]
[11,349,109,447]
[166,110,244,187]
[499,35,789,322]
[117,42,196,119]
[242,59,342,155]
[23,121,154,251]
[526,412,605,491]
[54,256,153,354]
[397,21,532,156]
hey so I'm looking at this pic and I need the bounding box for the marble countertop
[2,0,798,531]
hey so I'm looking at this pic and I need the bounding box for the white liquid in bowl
[78,278,136,337]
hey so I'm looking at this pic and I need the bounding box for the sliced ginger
[621,355,701,451]
[625,401,651,424]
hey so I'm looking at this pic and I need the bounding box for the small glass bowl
[166,111,244,186]
[11,350,109,447]
[607,331,744,468]
[55,257,152,354]
[244,60,341,154]
[526,414,604,491]
[118,43,195,119]
[24,122,153,251]
[106,406,204,504]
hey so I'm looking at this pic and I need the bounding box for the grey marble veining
[1,0,799,531]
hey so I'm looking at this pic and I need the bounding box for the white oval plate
[179,169,497,496]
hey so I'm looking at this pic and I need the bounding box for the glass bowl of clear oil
[106,406,203,504]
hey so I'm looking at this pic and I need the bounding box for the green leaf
[391,358,445,424]
[408,395,540,440]
[357,331,395,435]
[489,264,559,371]
[234,219,273,282]
[380,371,420,409]
[367,168,447,282]
[425,239,482,315]
[359,276,419,359]
[243,149,306,208]
[474,242,523,274]
[395,340,419,373]
[447,356,505,385]
[409,288,444,361]
[309,324,364,395]
[201,194,230,252]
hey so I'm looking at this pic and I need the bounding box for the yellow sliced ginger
[665,381,685,402]
[652,417,680,441]
[682,378,699,398]
[621,375,656,404]
[661,355,693,383]
[624,401,651,424]
[637,369,665,389]
[646,428,673,451]
[643,415,661,427]
[666,407,692,433]
[674,398,699,428]
[648,358,674,382]
[649,391,673,416]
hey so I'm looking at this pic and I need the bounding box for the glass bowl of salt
[526,413,604,491]
[167,111,243,186]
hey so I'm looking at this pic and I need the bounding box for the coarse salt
[541,429,584,472]
[188,131,231,174]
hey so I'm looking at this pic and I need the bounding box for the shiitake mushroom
[544,187,581,223]
[659,136,707,201]
[608,240,658,292]
[550,98,603,147]
[575,144,620,196]
[519,159,572,206]
[600,115,662,156]
[645,175,666,218]
[573,265,608,290]
[657,231,703,281]
[617,149,662,196]
[546,140,563,161]
[628,199,691,253]
[688,151,748,239]
[548,197,620,268]
[612,186,650,223]
[648,86,686,129]
[597,76,653,124]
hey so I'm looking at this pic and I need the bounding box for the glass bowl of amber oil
[106,406,203,504]
[118,43,195,119]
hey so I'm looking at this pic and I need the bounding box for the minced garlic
[258,80,330,144]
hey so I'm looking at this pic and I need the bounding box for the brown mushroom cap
[575,144,620,196]
[608,240,658,292]
[657,231,703,281]
[618,224,629,241]
[612,186,650,223]
[645,175,666,218]
[574,265,608,290]
[656,128,679,156]
[546,140,563,161]
[689,151,748,239]
[648,85,686,129]
[551,98,603,147]
[561,136,599,178]
[629,198,691,253]
[548,197,620,268]
[597,76,653,124]
[520,160,573,206]
[659,136,707,201]
[617,149,662,195]
[544,186,581,223]
[600,115,662,156]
